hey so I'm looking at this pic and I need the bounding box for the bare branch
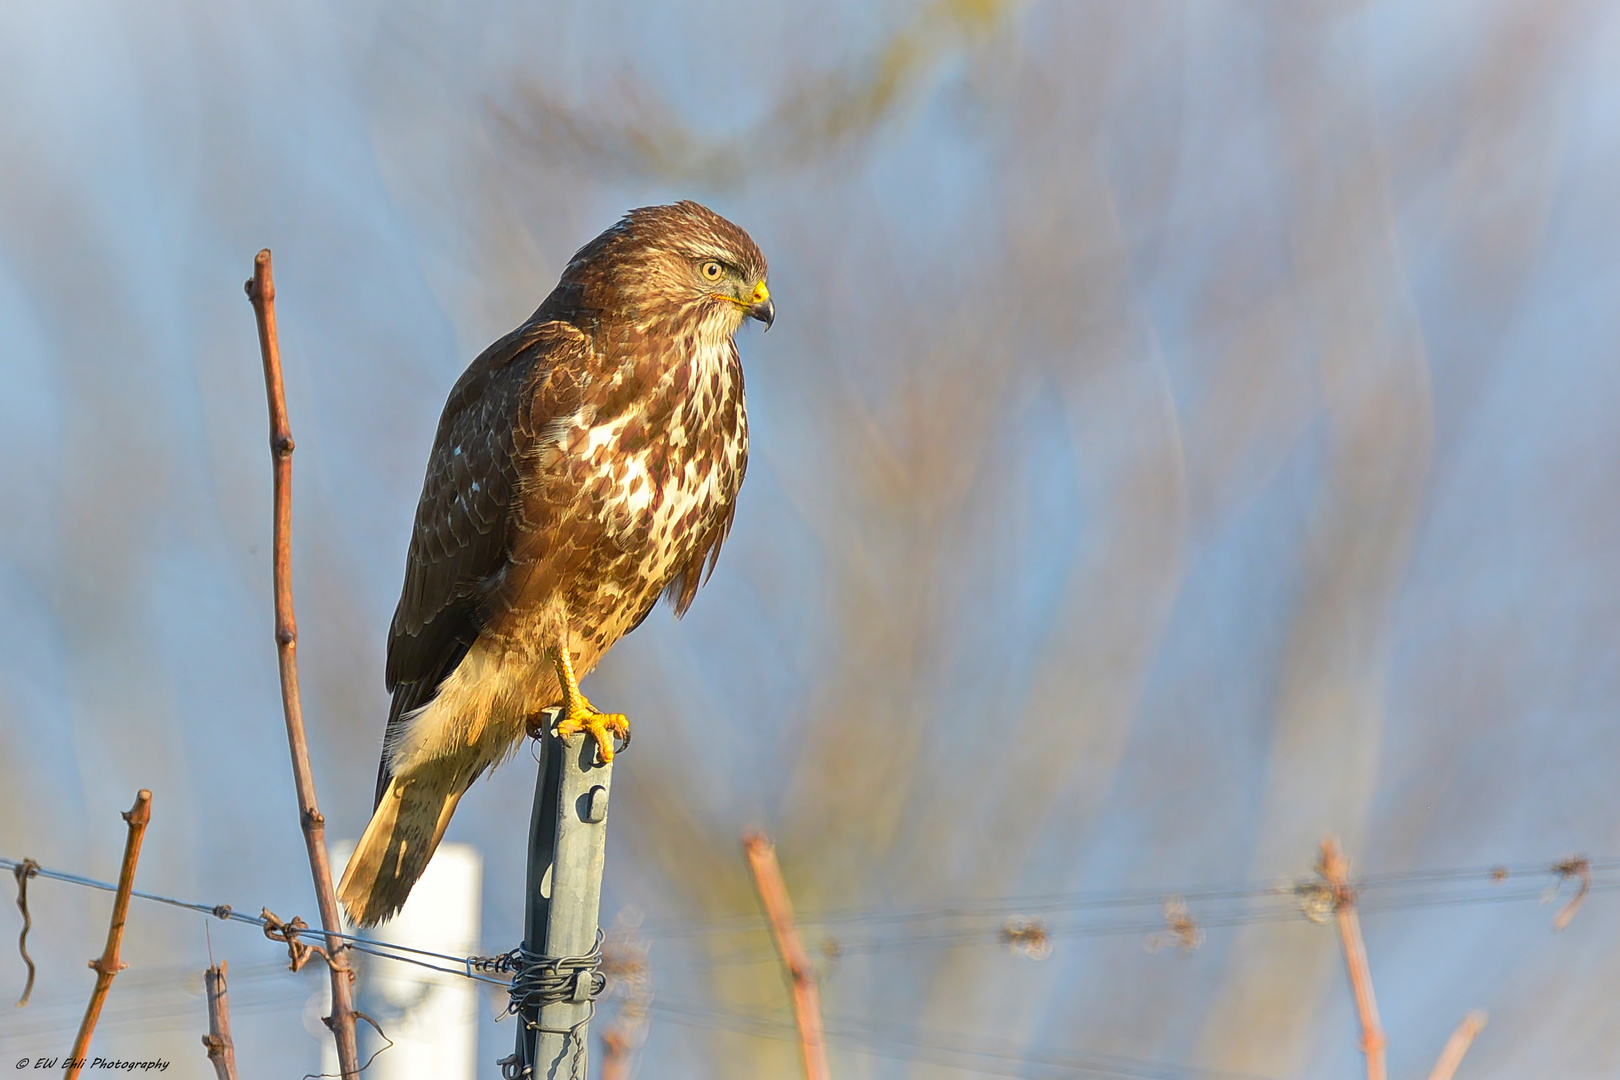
[66,790,151,1079]
[1320,836,1386,1080]
[246,249,361,1079]
[1549,856,1591,931]
[201,962,240,1080]
[495,0,1016,184]
[1427,1010,1487,1080]
[742,831,829,1080]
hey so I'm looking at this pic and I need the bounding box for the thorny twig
[1548,856,1591,931]
[67,791,152,1080]
[11,858,38,1006]
[247,249,361,1077]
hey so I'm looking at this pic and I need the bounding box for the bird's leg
[550,644,630,763]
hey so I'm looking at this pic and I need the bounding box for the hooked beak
[748,281,774,330]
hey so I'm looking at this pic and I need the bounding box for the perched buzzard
[338,202,772,926]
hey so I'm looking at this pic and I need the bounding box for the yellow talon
[554,706,630,763]
[550,645,631,764]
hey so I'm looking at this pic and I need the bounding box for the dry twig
[11,858,38,1006]
[201,962,240,1080]
[1319,836,1386,1080]
[260,908,330,972]
[1548,856,1591,931]
[600,1029,634,1080]
[1426,1010,1487,1080]
[246,249,361,1078]
[743,831,830,1080]
[67,791,151,1080]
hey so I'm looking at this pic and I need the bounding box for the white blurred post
[322,842,483,1080]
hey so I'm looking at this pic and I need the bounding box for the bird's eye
[701,260,724,281]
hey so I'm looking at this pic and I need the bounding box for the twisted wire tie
[495,930,607,1080]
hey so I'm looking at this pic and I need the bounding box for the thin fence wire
[669,865,1620,969]
[1,963,321,1040]
[646,857,1620,939]
[0,857,510,987]
[3,853,1610,982]
[3,852,1607,1079]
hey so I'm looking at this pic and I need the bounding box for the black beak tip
[750,297,775,331]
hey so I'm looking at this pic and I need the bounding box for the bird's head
[557,201,772,341]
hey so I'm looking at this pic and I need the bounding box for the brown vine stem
[743,831,830,1080]
[201,962,240,1080]
[1427,1010,1487,1080]
[247,249,360,1079]
[66,791,151,1079]
[1320,836,1386,1080]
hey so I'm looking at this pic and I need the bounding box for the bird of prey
[338,202,772,927]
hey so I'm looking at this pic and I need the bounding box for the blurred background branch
[494,0,1019,184]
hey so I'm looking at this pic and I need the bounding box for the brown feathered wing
[338,320,587,926]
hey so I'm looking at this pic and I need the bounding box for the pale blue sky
[3,3,1620,1077]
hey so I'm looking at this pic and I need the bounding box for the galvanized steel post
[512,730,614,1079]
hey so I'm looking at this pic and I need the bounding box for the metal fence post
[509,730,614,1080]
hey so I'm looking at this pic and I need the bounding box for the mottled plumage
[339,202,771,926]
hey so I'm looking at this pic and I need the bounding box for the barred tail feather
[338,772,466,927]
